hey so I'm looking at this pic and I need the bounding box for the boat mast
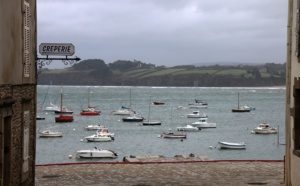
[39,83,51,111]
[237,92,240,109]
[147,96,151,122]
[60,88,63,112]
[88,87,91,108]
[129,89,132,110]
[169,107,173,130]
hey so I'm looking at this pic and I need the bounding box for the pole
[277,125,279,146]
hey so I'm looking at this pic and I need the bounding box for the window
[23,111,29,173]
[23,1,30,77]
[293,77,300,157]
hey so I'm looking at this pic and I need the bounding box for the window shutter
[23,111,30,173]
[24,1,30,77]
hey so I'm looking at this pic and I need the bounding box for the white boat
[142,120,162,126]
[76,147,118,158]
[187,111,207,118]
[112,89,135,115]
[84,125,105,131]
[191,118,216,128]
[38,130,63,137]
[218,141,246,149]
[253,123,277,134]
[85,134,114,142]
[177,105,188,109]
[96,128,115,137]
[112,109,135,115]
[188,99,208,108]
[177,125,200,131]
[43,102,60,111]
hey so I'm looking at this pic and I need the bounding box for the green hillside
[38,59,286,87]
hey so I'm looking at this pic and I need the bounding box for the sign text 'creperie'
[39,43,75,56]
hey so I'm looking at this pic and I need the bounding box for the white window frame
[23,110,29,173]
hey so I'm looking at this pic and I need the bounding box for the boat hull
[153,102,165,105]
[254,129,277,134]
[232,109,250,113]
[191,123,216,128]
[161,133,187,139]
[142,121,161,125]
[76,149,117,158]
[177,127,199,131]
[39,133,63,137]
[55,115,74,123]
[187,115,207,118]
[218,142,246,149]
[84,125,105,131]
[54,110,74,114]
[85,135,114,142]
[112,110,134,115]
[36,116,45,120]
[122,117,144,122]
[80,111,100,116]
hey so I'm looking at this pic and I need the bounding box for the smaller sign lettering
[39,43,75,56]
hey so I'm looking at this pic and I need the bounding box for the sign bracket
[36,55,81,80]
[36,55,81,69]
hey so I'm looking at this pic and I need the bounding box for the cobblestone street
[35,161,284,186]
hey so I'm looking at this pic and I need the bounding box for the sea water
[36,86,285,164]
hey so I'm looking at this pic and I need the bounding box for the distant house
[0,1,37,185]
[258,66,267,73]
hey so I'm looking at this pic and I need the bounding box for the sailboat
[42,82,60,111]
[55,88,74,122]
[142,96,161,125]
[160,107,186,138]
[80,87,101,116]
[111,89,135,115]
[188,85,208,108]
[231,92,251,112]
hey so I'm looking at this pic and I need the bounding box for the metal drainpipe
[285,0,293,185]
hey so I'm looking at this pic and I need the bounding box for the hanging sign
[39,43,75,56]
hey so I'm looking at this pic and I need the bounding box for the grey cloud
[37,0,287,68]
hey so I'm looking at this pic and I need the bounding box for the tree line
[38,59,286,87]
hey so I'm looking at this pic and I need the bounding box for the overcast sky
[37,0,287,69]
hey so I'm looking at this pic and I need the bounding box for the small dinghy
[76,147,118,158]
[160,132,187,139]
[218,141,246,149]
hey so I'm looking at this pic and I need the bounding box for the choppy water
[36,86,286,164]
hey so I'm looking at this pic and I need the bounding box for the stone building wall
[0,84,36,185]
[0,0,37,185]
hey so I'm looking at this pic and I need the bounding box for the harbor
[36,86,285,164]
